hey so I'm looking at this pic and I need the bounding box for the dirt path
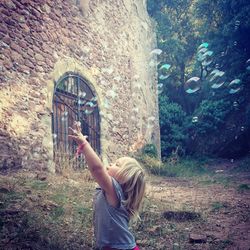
[146,163,250,250]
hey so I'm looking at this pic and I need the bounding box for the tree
[148,0,250,158]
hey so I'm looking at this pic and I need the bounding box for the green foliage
[237,184,250,193]
[187,99,231,150]
[237,157,250,172]
[137,153,210,178]
[50,206,65,220]
[142,144,158,158]
[30,180,48,190]
[149,0,250,158]
[163,158,210,177]
[135,154,164,175]
[159,95,187,157]
[211,201,228,212]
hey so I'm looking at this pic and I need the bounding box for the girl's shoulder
[111,177,125,201]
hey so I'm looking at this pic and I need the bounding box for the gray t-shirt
[93,177,136,249]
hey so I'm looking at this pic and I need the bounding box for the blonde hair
[115,157,146,220]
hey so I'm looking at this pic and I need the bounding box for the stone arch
[52,72,101,160]
[43,57,108,172]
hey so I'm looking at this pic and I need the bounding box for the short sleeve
[111,177,124,207]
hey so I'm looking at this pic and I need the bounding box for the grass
[0,171,95,249]
[30,180,49,190]
[211,201,228,212]
[234,157,250,172]
[163,158,210,177]
[199,175,232,187]
[136,155,212,178]
[237,183,250,193]
[1,155,249,249]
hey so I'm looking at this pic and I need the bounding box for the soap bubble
[134,83,141,90]
[203,51,213,57]
[103,99,109,109]
[133,75,139,80]
[79,91,86,98]
[186,76,200,83]
[198,48,213,63]
[185,77,200,94]
[159,74,170,80]
[84,110,93,115]
[132,107,139,113]
[198,47,208,54]
[198,42,209,49]
[229,79,242,94]
[186,88,200,94]
[233,101,239,107]
[229,79,241,86]
[106,89,117,98]
[234,20,240,30]
[246,59,250,71]
[157,83,164,94]
[209,69,225,82]
[99,111,105,117]
[131,115,136,121]
[192,116,198,123]
[229,88,241,94]
[78,99,86,105]
[159,64,171,71]
[158,64,171,80]
[106,113,113,120]
[147,123,154,129]
[220,51,225,57]
[150,48,162,55]
[202,59,213,67]
[211,82,225,89]
[209,69,225,90]
[149,60,157,67]
[90,96,98,102]
[148,116,155,122]
[86,101,97,108]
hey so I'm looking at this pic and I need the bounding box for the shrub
[141,144,158,158]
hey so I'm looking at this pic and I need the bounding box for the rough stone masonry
[0,0,160,173]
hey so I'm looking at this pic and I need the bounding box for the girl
[69,121,146,250]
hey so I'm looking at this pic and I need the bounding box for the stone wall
[0,0,160,172]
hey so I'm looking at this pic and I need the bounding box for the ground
[0,159,249,250]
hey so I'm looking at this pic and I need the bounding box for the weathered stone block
[0,0,160,172]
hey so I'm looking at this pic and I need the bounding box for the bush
[135,154,163,175]
[159,95,187,158]
[141,144,158,158]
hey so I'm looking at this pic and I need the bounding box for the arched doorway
[52,72,100,169]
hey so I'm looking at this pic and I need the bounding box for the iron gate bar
[52,72,101,166]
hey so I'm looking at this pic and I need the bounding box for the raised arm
[68,122,118,206]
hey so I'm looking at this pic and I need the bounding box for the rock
[37,173,47,181]
[28,195,39,202]
[163,210,201,222]
[189,233,207,243]
[147,225,161,235]
[136,239,148,247]
[0,186,10,193]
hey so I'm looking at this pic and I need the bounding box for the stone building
[0,0,160,173]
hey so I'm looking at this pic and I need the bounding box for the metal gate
[52,72,101,170]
